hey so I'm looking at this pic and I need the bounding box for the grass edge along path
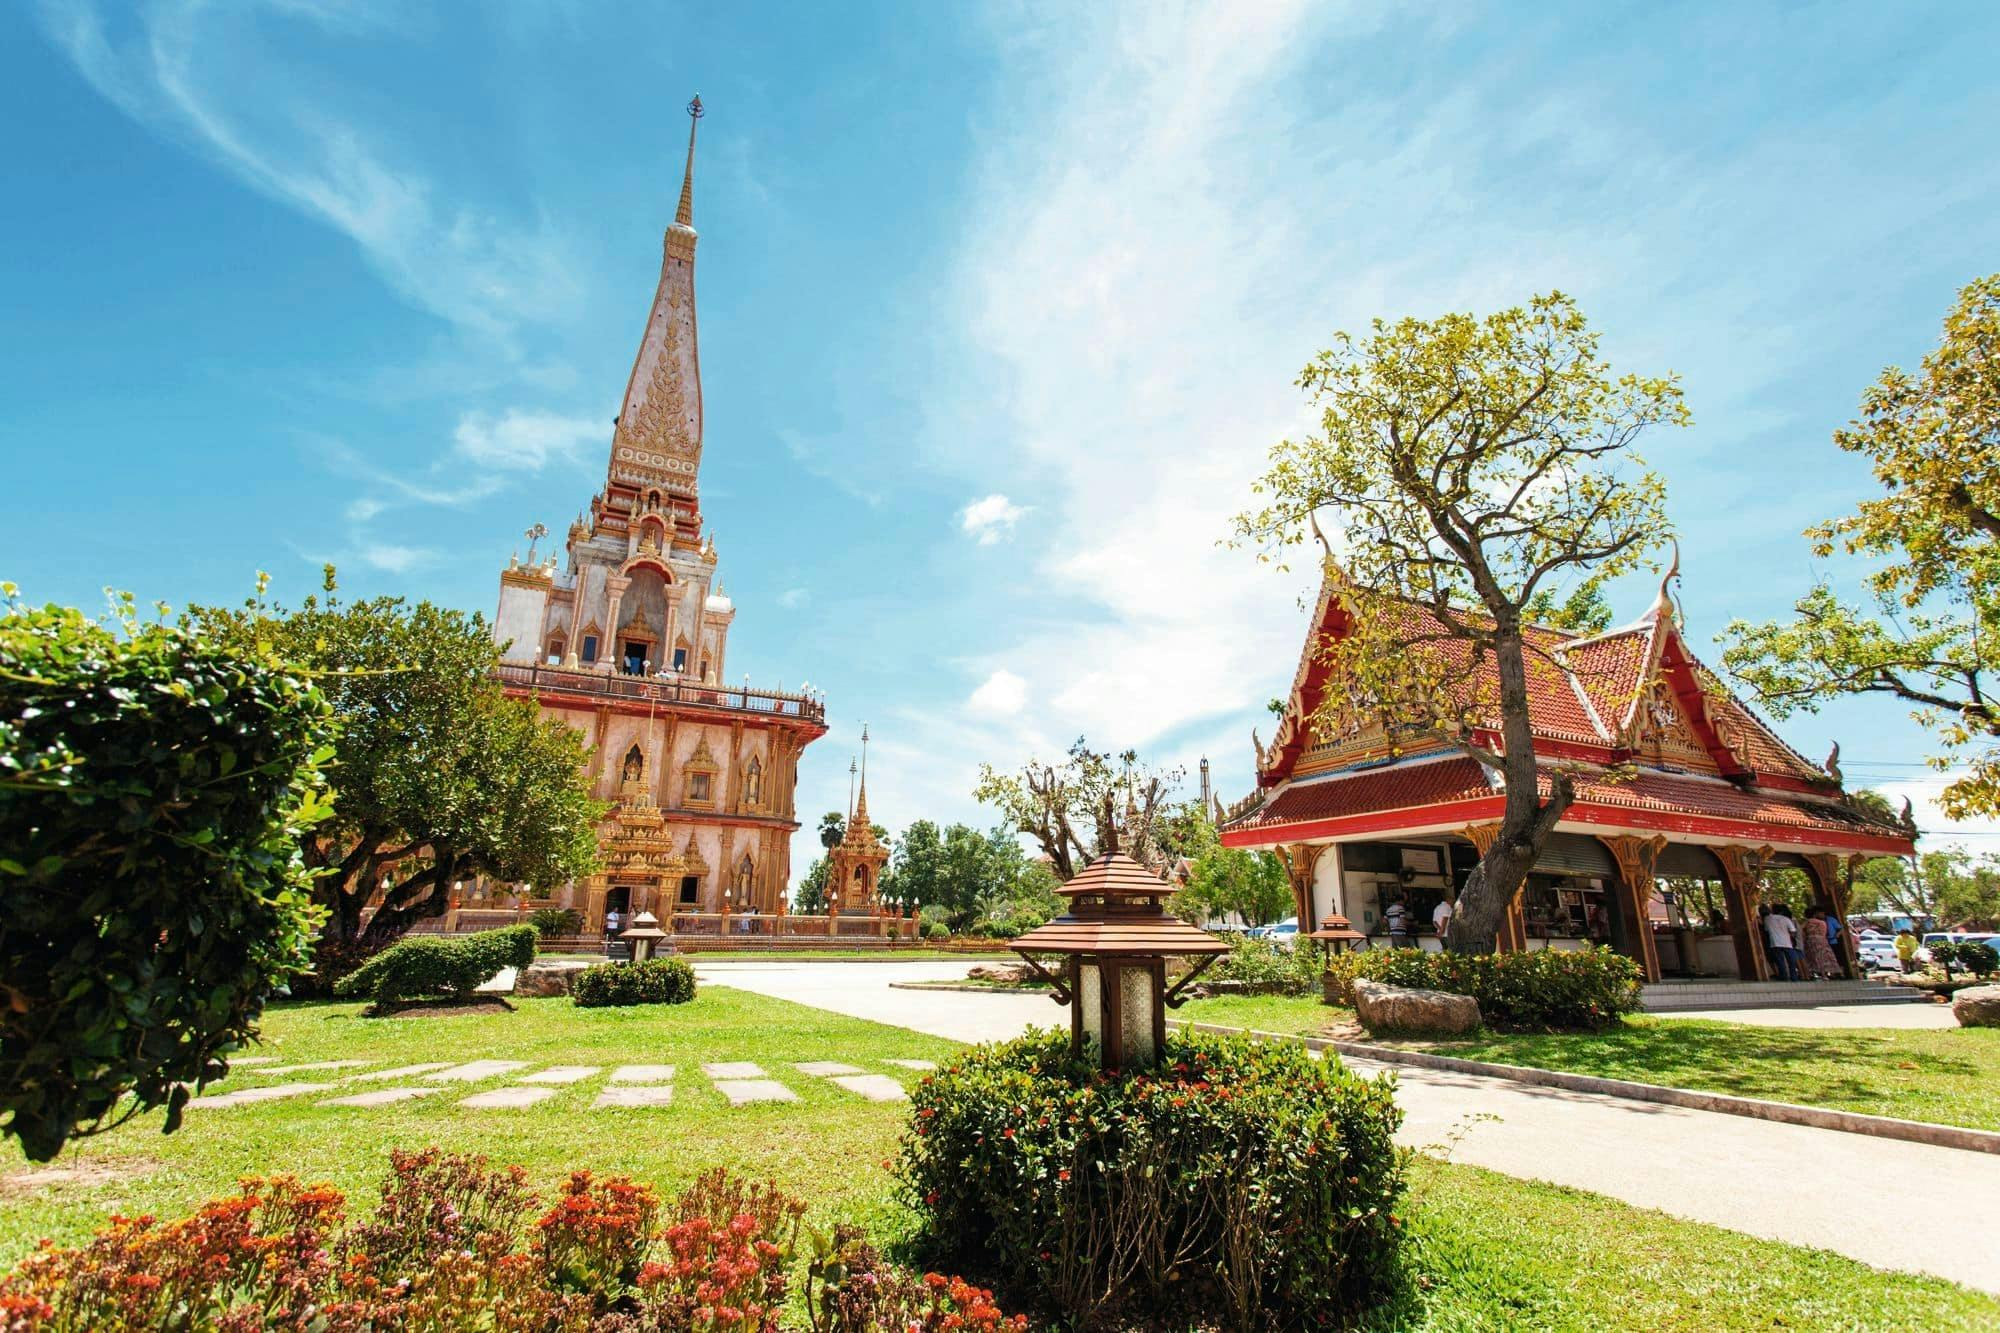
[1179,993,2000,1134]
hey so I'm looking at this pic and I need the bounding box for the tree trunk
[1447,625,1577,952]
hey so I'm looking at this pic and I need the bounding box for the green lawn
[4,985,1995,1327]
[1179,994,2000,1132]
[0,987,954,1266]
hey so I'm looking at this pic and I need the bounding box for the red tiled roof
[1231,755,1910,851]
[1266,577,1833,788]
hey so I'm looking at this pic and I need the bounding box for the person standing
[605,907,623,937]
[1894,928,1919,974]
[1803,907,1840,981]
[1433,895,1454,942]
[1765,904,1801,981]
[1385,898,1412,949]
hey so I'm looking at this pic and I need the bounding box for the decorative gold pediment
[685,735,719,772]
[680,833,709,875]
[623,607,654,638]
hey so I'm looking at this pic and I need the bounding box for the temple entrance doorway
[605,885,632,930]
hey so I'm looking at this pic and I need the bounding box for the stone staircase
[1640,977,1923,1012]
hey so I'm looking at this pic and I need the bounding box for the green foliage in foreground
[1327,945,1644,1031]
[0,589,332,1162]
[570,958,697,1008]
[899,1029,1406,1329]
[333,925,538,1005]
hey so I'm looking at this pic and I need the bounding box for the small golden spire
[675,95,703,228]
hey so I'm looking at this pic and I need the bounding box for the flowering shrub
[0,1151,1014,1332]
[572,959,698,1008]
[1324,944,1643,1030]
[806,1226,1026,1333]
[898,1028,1407,1329]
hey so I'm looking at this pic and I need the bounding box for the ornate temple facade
[491,99,826,930]
[1222,566,1917,982]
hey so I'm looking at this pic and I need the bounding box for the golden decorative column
[1596,834,1668,982]
[1711,844,1773,982]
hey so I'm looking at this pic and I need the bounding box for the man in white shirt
[1433,897,1454,939]
[1765,904,1802,981]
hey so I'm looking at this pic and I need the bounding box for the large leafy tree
[186,572,602,981]
[1849,849,2000,930]
[1232,293,1684,952]
[1721,275,2000,818]
[1174,845,1293,927]
[886,820,1052,931]
[973,740,1182,879]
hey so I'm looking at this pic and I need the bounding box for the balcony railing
[496,661,825,722]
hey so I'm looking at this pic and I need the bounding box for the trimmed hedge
[571,958,696,1008]
[332,925,538,1005]
[898,1028,1407,1329]
[1326,945,1642,1031]
[1,594,332,1162]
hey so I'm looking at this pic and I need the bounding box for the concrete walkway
[1663,1002,1959,1029]
[697,960,2000,1294]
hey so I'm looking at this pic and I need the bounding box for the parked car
[1855,937,1903,972]
[1261,918,1301,948]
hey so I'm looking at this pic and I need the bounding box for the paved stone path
[701,1061,765,1079]
[828,1074,905,1102]
[462,1086,556,1109]
[323,1086,441,1108]
[251,1060,373,1075]
[795,1061,863,1076]
[191,1082,336,1108]
[521,1065,601,1084]
[355,1062,457,1081]
[697,959,2000,1295]
[609,1064,676,1083]
[712,1079,797,1105]
[426,1060,530,1082]
[596,1086,675,1108]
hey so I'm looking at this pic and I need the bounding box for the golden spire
[675,95,703,228]
[852,723,871,828]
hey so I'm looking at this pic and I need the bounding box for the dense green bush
[922,920,949,940]
[1931,939,2000,979]
[1325,945,1642,1031]
[899,1028,1407,1329]
[1,591,332,1162]
[333,925,538,1005]
[1206,935,1326,994]
[529,906,584,938]
[570,957,697,1008]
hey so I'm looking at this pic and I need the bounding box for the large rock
[514,959,596,998]
[1353,978,1481,1036]
[1952,983,2000,1028]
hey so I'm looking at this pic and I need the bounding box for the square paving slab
[322,1087,443,1108]
[353,1062,457,1082]
[701,1061,765,1080]
[460,1086,556,1109]
[520,1066,602,1084]
[712,1079,797,1106]
[189,1083,336,1108]
[594,1086,675,1108]
[883,1059,937,1071]
[830,1074,908,1102]
[794,1061,863,1077]
[425,1060,530,1082]
[251,1060,372,1075]
[609,1064,677,1084]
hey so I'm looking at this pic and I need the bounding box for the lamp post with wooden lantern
[1307,913,1365,954]
[1009,837,1231,1071]
[621,909,670,962]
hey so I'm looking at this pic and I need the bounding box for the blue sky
[7,1,2000,871]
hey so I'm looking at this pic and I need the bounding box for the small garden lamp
[621,909,669,962]
[1307,913,1366,954]
[1009,836,1230,1071]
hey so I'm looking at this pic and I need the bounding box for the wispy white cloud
[778,587,810,609]
[959,493,1027,545]
[968,668,1028,716]
[1873,768,2000,856]
[452,408,600,472]
[359,542,436,574]
[37,0,581,346]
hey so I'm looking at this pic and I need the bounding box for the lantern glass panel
[1077,961,1104,1054]
[1119,964,1156,1065]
